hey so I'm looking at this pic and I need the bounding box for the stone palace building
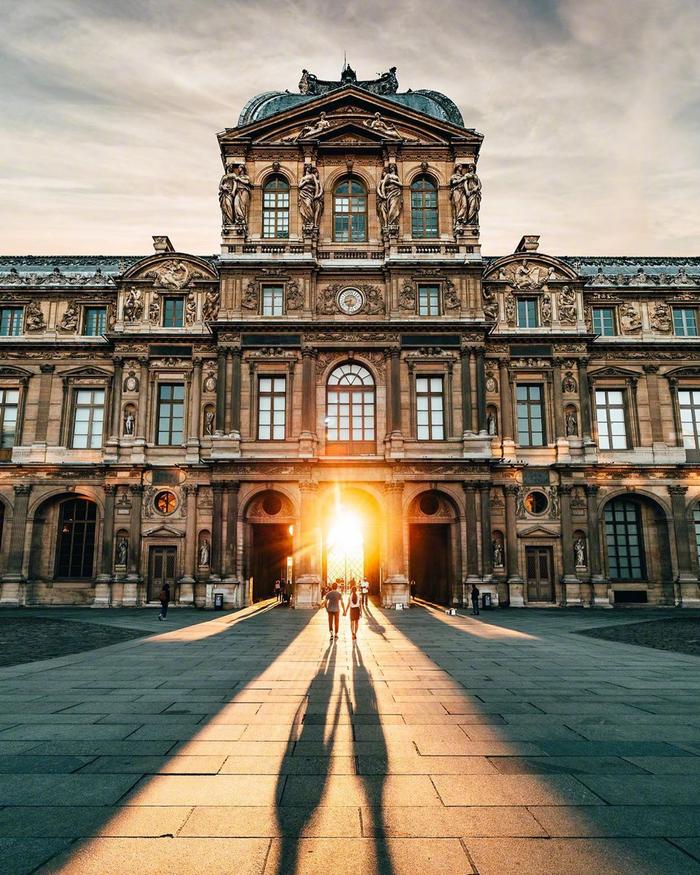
[1,64,699,610]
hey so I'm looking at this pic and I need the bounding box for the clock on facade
[337,287,364,315]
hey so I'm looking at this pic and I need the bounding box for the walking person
[323,582,345,641]
[158,581,170,621]
[471,583,480,616]
[345,585,361,640]
[274,579,281,602]
[360,577,369,608]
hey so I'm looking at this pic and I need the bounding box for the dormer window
[333,177,367,242]
[262,175,290,239]
[162,297,184,328]
[517,298,538,328]
[411,176,438,239]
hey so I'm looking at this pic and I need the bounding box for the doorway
[148,545,177,602]
[251,523,292,602]
[526,546,554,602]
[409,523,450,604]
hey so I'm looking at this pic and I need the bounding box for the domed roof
[237,67,464,128]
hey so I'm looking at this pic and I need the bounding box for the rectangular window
[516,384,545,446]
[71,388,105,449]
[694,509,700,567]
[605,500,645,580]
[156,383,185,446]
[257,376,286,440]
[83,307,107,336]
[592,307,616,336]
[596,388,628,449]
[517,299,538,328]
[678,389,700,449]
[673,308,698,337]
[0,307,23,336]
[0,388,20,448]
[162,297,184,328]
[417,285,441,316]
[261,285,284,317]
[415,376,445,440]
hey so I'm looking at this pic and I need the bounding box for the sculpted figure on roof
[283,112,335,142]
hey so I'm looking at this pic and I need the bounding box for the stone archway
[243,489,295,602]
[407,489,461,605]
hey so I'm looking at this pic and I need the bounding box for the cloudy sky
[2,0,699,256]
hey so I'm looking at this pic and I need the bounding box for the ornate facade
[1,65,699,610]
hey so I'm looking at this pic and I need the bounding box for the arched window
[326,363,375,453]
[262,175,289,238]
[604,498,645,581]
[333,177,367,242]
[411,175,438,238]
[56,498,96,578]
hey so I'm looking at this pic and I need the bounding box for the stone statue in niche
[464,163,482,225]
[482,287,499,321]
[619,302,642,334]
[492,539,504,567]
[574,538,586,567]
[116,537,128,567]
[298,164,324,236]
[198,539,210,567]
[25,300,46,332]
[565,409,578,436]
[204,409,215,435]
[486,412,497,435]
[449,164,469,232]
[148,297,160,325]
[58,301,80,331]
[558,285,577,324]
[185,292,197,326]
[376,163,402,235]
[123,409,135,436]
[123,288,143,322]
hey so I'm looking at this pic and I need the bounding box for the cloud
[1,0,699,255]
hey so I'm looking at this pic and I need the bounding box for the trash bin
[214,592,224,610]
[482,593,492,609]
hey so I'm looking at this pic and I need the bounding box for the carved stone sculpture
[58,301,80,332]
[202,289,220,321]
[218,164,237,226]
[449,164,469,233]
[541,294,552,325]
[123,288,144,322]
[123,410,135,436]
[464,164,482,225]
[283,112,334,142]
[298,164,324,237]
[619,302,642,334]
[148,297,160,325]
[482,287,499,321]
[219,164,251,234]
[399,281,416,311]
[492,539,504,567]
[650,303,672,333]
[116,537,128,567]
[286,281,303,311]
[486,412,497,435]
[376,163,402,236]
[558,286,577,324]
[204,409,215,435]
[25,300,45,332]
[124,373,139,393]
[185,292,197,326]
[574,538,586,567]
[199,539,210,567]
[443,280,460,310]
[565,409,578,436]
[242,282,258,310]
[504,293,516,325]
[562,373,577,393]
[363,112,401,138]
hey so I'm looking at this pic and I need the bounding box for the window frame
[517,298,539,328]
[262,175,290,239]
[673,307,698,337]
[83,306,108,337]
[417,284,441,316]
[0,306,24,337]
[0,387,20,449]
[257,374,287,441]
[516,383,546,447]
[415,374,445,441]
[604,498,646,581]
[332,176,368,243]
[592,306,617,337]
[155,382,186,446]
[325,362,376,454]
[162,297,184,328]
[55,498,97,579]
[70,387,105,449]
[261,284,285,317]
[595,387,629,450]
[410,175,439,239]
[678,387,700,450]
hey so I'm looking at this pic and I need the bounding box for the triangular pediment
[518,525,559,538]
[220,86,480,148]
[588,366,639,380]
[143,525,184,538]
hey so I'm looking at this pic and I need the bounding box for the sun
[326,508,364,585]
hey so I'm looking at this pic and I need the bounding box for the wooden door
[148,546,177,602]
[526,546,554,602]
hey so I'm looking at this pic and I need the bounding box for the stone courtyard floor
[0,603,699,874]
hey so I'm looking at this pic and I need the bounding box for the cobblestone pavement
[0,602,699,874]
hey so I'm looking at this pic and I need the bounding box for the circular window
[524,490,548,515]
[155,490,177,515]
[419,493,440,516]
[262,494,282,516]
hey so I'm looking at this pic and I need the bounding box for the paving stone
[577,775,700,805]
[487,756,648,775]
[432,774,603,806]
[0,837,73,875]
[623,756,700,774]
[0,774,138,806]
[180,805,362,837]
[530,805,700,837]
[281,774,442,806]
[0,755,94,774]
[124,774,280,806]
[360,805,546,837]
[0,805,192,837]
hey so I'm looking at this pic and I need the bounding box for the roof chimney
[515,235,540,253]
[153,236,175,253]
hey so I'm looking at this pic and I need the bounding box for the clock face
[337,287,364,315]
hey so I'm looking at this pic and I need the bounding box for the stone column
[33,365,54,444]
[463,484,480,585]
[669,485,699,606]
[179,484,197,605]
[499,358,515,459]
[585,484,608,607]
[478,481,493,581]
[123,484,143,607]
[644,365,665,445]
[224,481,240,582]
[475,348,487,433]
[188,357,202,443]
[504,484,523,605]
[382,482,409,607]
[135,359,149,440]
[224,351,234,433]
[558,484,580,605]
[390,349,402,432]
[94,484,116,607]
[295,481,321,607]
[577,357,593,442]
[109,357,123,443]
[215,349,226,434]
[299,349,317,457]
[231,349,242,433]
[210,483,224,580]
[0,484,31,605]
[461,347,473,434]
[552,359,567,458]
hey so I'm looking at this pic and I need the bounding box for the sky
[1,0,699,257]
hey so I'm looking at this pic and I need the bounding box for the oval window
[419,493,440,516]
[262,494,283,516]
[155,490,177,515]
[524,490,548,515]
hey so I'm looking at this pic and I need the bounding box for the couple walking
[323,582,362,641]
